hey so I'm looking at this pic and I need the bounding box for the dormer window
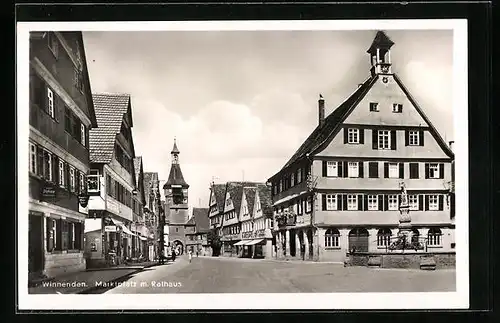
[392,103,403,113]
[369,102,379,112]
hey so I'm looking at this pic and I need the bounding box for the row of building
[27,31,169,281]
[201,31,456,263]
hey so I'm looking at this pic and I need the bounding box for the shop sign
[41,185,56,199]
[104,225,117,232]
[78,194,90,208]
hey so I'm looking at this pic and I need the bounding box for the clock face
[382,77,389,84]
[381,65,389,73]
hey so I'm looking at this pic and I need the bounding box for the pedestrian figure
[196,250,199,258]
[188,249,193,263]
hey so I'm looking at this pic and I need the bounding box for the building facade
[185,208,210,256]
[143,171,162,261]
[130,156,151,260]
[207,183,226,256]
[268,31,455,263]
[163,139,189,255]
[85,93,140,267]
[28,31,98,280]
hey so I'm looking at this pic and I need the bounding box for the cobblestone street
[102,256,456,294]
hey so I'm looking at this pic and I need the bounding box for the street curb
[76,268,143,294]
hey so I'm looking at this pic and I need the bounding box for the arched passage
[348,228,369,253]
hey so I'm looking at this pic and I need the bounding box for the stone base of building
[344,252,456,269]
[43,251,86,278]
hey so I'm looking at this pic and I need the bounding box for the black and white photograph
[17,19,469,310]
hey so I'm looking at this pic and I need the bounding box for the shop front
[238,229,273,259]
[221,233,241,257]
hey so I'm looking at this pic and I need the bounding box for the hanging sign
[78,194,90,208]
[105,225,117,232]
[41,185,56,199]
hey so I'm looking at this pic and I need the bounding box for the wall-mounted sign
[78,194,90,208]
[104,225,117,232]
[41,185,56,199]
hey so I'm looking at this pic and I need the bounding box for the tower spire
[171,137,180,164]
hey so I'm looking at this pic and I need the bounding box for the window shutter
[344,128,348,144]
[342,195,348,211]
[390,130,397,150]
[372,129,378,149]
[424,195,429,211]
[405,130,409,146]
[357,194,363,210]
[343,161,348,178]
[322,161,327,177]
[425,163,430,179]
[322,194,326,211]
[378,195,384,211]
[418,195,424,210]
[384,162,389,178]
[439,163,445,179]
[369,162,378,178]
[419,130,425,146]
[65,163,70,188]
[358,161,364,178]
[410,163,419,179]
[75,170,80,194]
[359,129,364,144]
[37,147,44,176]
[384,195,389,211]
[364,195,369,211]
[338,162,343,177]
[399,163,404,179]
[438,195,444,210]
[53,156,59,185]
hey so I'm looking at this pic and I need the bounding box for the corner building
[268,31,455,263]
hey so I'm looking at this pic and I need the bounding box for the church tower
[163,139,190,253]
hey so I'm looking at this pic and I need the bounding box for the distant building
[143,171,162,261]
[267,31,455,263]
[28,31,97,280]
[163,139,189,255]
[131,156,150,259]
[185,208,210,256]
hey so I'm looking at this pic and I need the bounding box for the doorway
[289,230,296,257]
[28,213,44,274]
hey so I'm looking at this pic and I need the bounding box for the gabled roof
[224,182,263,217]
[211,184,227,212]
[192,208,210,232]
[164,164,189,188]
[257,184,273,217]
[243,187,256,216]
[75,32,98,128]
[275,75,377,175]
[89,93,132,163]
[185,216,196,226]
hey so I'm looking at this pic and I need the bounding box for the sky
[82,29,454,214]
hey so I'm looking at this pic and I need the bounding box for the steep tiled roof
[243,187,256,216]
[367,30,395,53]
[185,216,196,226]
[225,182,263,217]
[212,184,226,212]
[164,164,189,188]
[277,75,377,174]
[89,93,131,163]
[192,208,210,232]
[257,184,273,217]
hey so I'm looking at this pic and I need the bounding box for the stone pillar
[295,233,301,259]
[312,228,319,261]
[285,230,290,257]
[303,230,309,259]
[277,231,282,258]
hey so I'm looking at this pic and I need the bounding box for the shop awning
[111,219,136,236]
[139,236,147,241]
[233,241,247,246]
[246,239,265,245]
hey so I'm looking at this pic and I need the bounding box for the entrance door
[28,214,44,274]
[348,228,369,252]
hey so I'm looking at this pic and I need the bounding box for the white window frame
[347,128,360,144]
[408,130,419,146]
[388,195,399,211]
[47,87,54,118]
[429,163,440,179]
[367,195,378,211]
[378,130,390,150]
[409,195,419,210]
[29,143,37,174]
[79,173,85,192]
[306,197,312,213]
[427,229,442,246]
[377,229,392,247]
[46,151,52,182]
[325,229,340,248]
[347,162,359,178]
[297,168,302,183]
[347,194,358,211]
[69,167,75,192]
[388,163,399,178]
[325,194,337,211]
[80,124,86,146]
[428,195,439,211]
[326,161,338,177]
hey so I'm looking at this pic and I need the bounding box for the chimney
[318,94,325,126]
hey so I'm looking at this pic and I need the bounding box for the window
[377,228,392,247]
[326,161,338,177]
[69,167,75,192]
[378,130,390,149]
[81,124,86,146]
[428,195,439,211]
[46,218,56,252]
[409,163,419,179]
[348,162,359,178]
[176,228,179,233]
[347,195,358,211]
[79,173,85,193]
[297,168,302,183]
[58,160,65,187]
[88,169,100,192]
[369,102,379,112]
[29,143,37,174]
[428,163,440,179]
[388,163,399,178]
[44,150,53,182]
[326,194,337,211]
[47,87,54,118]
[47,32,59,58]
[291,173,295,186]
[368,162,378,178]
[408,131,419,145]
[367,195,378,211]
[348,128,359,144]
[409,195,419,210]
[325,228,340,248]
[388,195,399,211]
[306,196,312,213]
[392,103,403,113]
[427,228,442,246]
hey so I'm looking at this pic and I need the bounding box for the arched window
[348,228,369,253]
[427,228,442,246]
[325,228,340,248]
[377,228,392,247]
[411,228,420,244]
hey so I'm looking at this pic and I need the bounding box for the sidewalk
[28,261,160,294]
